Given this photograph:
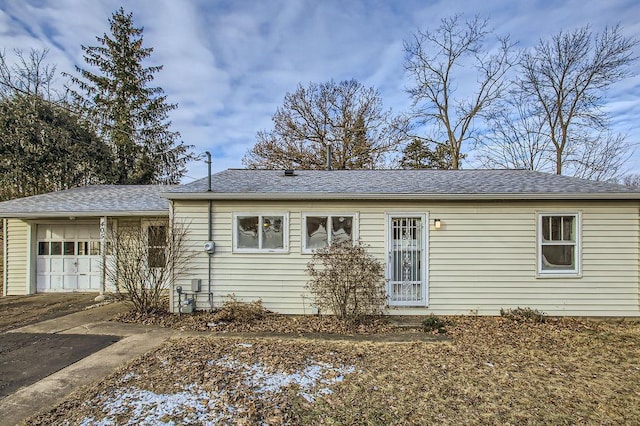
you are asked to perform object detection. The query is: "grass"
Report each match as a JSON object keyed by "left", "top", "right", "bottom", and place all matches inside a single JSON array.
[{"left": 28, "top": 316, "right": 640, "bottom": 425}]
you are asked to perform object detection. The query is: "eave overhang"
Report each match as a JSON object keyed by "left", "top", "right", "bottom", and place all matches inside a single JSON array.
[{"left": 162, "top": 192, "right": 640, "bottom": 202}]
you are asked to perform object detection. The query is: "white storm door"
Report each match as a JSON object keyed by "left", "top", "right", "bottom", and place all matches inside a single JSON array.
[{"left": 387, "top": 214, "right": 428, "bottom": 307}]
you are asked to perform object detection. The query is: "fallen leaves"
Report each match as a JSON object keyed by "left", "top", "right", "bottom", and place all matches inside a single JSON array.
[{"left": 27, "top": 316, "right": 640, "bottom": 425}]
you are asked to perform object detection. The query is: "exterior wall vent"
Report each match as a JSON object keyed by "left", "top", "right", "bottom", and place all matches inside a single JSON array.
[{"left": 284, "top": 169, "right": 296, "bottom": 176}]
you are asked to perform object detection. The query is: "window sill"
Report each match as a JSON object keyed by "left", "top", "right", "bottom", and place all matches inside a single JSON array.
[
  {"left": 232, "top": 249, "right": 289, "bottom": 254},
  {"left": 536, "top": 272, "right": 582, "bottom": 279}
]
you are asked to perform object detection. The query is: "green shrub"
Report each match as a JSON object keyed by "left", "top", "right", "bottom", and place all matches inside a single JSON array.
[
  {"left": 422, "top": 315, "right": 448, "bottom": 333},
  {"left": 500, "top": 307, "right": 547, "bottom": 323}
]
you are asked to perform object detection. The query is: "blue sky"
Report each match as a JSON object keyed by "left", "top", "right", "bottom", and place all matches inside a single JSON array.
[{"left": 1, "top": 0, "right": 639, "bottom": 181}]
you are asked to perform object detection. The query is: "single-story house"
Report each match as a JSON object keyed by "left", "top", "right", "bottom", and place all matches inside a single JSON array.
[{"left": 2, "top": 169, "right": 640, "bottom": 317}]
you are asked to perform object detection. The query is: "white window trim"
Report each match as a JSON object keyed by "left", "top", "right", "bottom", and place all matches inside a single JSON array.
[
  {"left": 301, "top": 212, "right": 359, "bottom": 254},
  {"left": 142, "top": 219, "right": 169, "bottom": 269},
  {"left": 233, "top": 212, "right": 289, "bottom": 253},
  {"left": 536, "top": 211, "right": 582, "bottom": 278}
]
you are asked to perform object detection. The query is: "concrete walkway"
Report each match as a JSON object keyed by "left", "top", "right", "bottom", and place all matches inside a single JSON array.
[{"left": 0, "top": 303, "right": 177, "bottom": 426}]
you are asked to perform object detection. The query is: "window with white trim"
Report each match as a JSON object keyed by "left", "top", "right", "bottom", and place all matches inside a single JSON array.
[
  {"left": 147, "top": 225, "right": 167, "bottom": 268},
  {"left": 302, "top": 214, "right": 356, "bottom": 252},
  {"left": 537, "top": 212, "right": 581, "bottom": 275},
  {"left": 234, "top": 213, "right": 288, "bottom": 252}
]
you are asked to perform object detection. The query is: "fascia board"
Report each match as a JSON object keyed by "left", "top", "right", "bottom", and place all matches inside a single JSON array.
[
  {"left": 162, "top": 192, "right": 640, "bottom": 201},
  {"left": 0, "top": 210, "right": 169, "bottom": 219}
]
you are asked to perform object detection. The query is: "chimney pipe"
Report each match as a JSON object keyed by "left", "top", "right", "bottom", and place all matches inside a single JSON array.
[{"left": 326, "top": 145, "right": 332, "bottom": 171}]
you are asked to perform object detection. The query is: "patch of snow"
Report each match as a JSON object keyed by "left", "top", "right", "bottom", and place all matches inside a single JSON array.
[
  {"left": 80, "top": 355, "right": 357, "bottom": 424},
  {"left": 210, "top": 356, "right": 355, "bottom": 403},
  {"left": 80, "top": 387, "right": 227, "bottom": 425},
  {"left": 120, "top": 372, "right": 140, "bottom": 383}
]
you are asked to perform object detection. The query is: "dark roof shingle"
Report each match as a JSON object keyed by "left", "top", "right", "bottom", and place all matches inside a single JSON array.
[
  {"left": 0, "top": 185, "right": 171, "bottom": 218},
  {"left": 166, "top": 169, "right": 640, "bottom": 200}
]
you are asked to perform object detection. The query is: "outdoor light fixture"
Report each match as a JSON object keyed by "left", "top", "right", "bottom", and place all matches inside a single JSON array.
[{"left": 434, "top": 219, "right": 441, "bottom": 229}]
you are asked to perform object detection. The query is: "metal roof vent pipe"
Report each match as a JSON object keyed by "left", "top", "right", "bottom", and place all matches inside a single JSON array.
[{"left": 326, "top": 145, "right": 332, "bottom": 171}]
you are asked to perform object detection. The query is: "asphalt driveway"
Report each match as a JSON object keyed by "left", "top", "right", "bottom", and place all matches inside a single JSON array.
[
  {"left": 0, "top": 332, "right": 119, "bottom": 398},
  {"left": 0, "top": 297, "right": 174, "bottom": 425}
]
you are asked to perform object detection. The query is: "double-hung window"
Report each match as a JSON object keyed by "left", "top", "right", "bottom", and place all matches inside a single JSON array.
[
  {"left": 537, "top": 212, "right": 581, "bottom": 276},
  {"left": 302, "top": 213, "right": 357, "bottom": 253},
  {"left": 234, "top": 213, "right": 288, "bottom": 252}
]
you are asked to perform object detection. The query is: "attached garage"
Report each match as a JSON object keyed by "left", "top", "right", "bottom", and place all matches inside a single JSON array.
[
  {"left": 36, "top": 224, "right": 102, "bottom": 292},
  {"left": 0, "top": 185, "right": 171, "bottom": 296}
]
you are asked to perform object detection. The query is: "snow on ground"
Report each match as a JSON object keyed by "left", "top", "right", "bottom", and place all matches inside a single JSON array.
[{"left": 76, "top": 350, "right": 356, "bottom": 425}]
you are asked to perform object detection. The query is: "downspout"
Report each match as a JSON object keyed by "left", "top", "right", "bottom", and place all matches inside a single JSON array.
[
  {"left": 206, "top": 151, "right": 214, "bottom": 310},
  {"left": 96, "top": 216, "right": 107, "bottom": 302},
  {"left": 3, "top": 219, "right": 7, "bottom": 297}
]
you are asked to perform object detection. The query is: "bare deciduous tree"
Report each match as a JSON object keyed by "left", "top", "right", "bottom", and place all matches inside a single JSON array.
[
  {"left": 404, "top": 14, "right": 516, "bottom": 169},
  {"left": 478, "top": 91, "right": 552, "bottom": 171},
  {"left": 518, "top": 24, "right": 637, "bottom": 178},
  {"left": 104, "top": 220, "right": 194, "bottom": 313},
  {"left": 243, "top": 79, "right": 408, "bottom": 170},
  {"left": 621, "top": 173, "right": 640, "bottom": 187},
  {"left": 0, "top": 48, "right": 58, "bottom": 100}
]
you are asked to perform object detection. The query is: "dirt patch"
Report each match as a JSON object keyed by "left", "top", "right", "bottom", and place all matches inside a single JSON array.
[
  {"left": 27, "top": 317, "right": 640, "bottom": 425},
  {"left": 0, "top": 293, "right": 99, "bottom": 333},
  {"left": 0, "top": 333, "right": 120, "bottom": 399}
]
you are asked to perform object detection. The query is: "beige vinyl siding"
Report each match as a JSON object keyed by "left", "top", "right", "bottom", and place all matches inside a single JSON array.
[
  {"left": 5, "top": 219, "right": 30, "bottom": 295},
  {"left": 172, "top": 200, "right": 640, "bottom": 316}
]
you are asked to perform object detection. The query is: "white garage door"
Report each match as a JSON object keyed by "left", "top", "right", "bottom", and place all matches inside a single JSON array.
[{"left": 36, "top": 224, "right": 102, "bottom": 292}]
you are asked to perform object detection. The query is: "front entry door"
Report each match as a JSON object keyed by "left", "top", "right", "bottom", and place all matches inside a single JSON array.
[{"left": 387, "top": 214, "right": 427, "bottom": 306}]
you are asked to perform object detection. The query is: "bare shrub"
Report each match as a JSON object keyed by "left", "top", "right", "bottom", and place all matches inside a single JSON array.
[
  {"left": 104, "top": 219, "right": 193, "bottom": 314},
  {"left": 500, "top": 307, "right": 547, "bottom": 323},
  {"left": 212, "top": 295, "right": 268, "bottom": 323},
  {"left": 305, "top": 241, "right": 386, "bottom": 322}
]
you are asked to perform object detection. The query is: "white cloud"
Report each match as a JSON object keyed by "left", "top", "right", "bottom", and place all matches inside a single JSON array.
[{"left": 1, "top": 0, "right": 639, "bottom": 179}]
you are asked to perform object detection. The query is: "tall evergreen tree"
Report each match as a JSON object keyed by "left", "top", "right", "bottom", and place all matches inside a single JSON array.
[
  {"left": 398, "top": 139, "right": 456, "bottom": 169},
  {"left": 68, "top": 7, "right": 191, "bottom": 184}
]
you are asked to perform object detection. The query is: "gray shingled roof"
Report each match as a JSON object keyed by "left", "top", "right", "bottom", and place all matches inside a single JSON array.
[
  {"left": 164, "top": 169, "right": 640, "bottom": 200},
  {"left": 0, "top": 185, "right": 171, "bottom": 218}
]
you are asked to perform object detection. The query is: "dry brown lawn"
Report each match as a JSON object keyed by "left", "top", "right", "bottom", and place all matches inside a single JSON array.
[{"left": 27, "top": 315, "right": 640, "bottom": 425}]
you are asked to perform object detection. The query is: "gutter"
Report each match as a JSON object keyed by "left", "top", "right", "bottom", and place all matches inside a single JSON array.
[
  {"left": 161, "top": 192, "right": 640, "bottom": 202},
  {"left": 0, "top": 210, "right": 169, "bottom": 219}
]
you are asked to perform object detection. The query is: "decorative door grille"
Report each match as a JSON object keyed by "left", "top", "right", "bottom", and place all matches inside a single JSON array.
[{"left": 388, "top": 216, "right": 426, "bottom": 305}]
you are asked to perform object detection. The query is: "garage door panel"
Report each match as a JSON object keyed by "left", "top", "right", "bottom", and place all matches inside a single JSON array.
[
  {"left": 50, "top": 258, "right": 64, "bottom": 273},
  {"left": 76, "top": 258, "right": 91, "bottom": 274},
  {"left": 50, "top": 226, "right": 65, "bottom": 240},
  {"left": 90, "top": 258, "right": 101, "bottom": 273},
  {"left": 64, "top": 226, "right": 77, "bottom": 239},
  {"left": 37, "top": 275, "right": 48, "bottom": 292},
  {"left": 37, "top": 258, "right": 48, "bottom": 274},
  {"left": 63, "top": 258, "right": 77, "bottom": 273},
  {"left": 36, "top": 223, "right": 102, "bottom": 293},
  {"left": 50, "top": 275, "right": 63, "bottom": 290},
  {"left": 36, "top": 226, "right": 47, "bottom": 239},
  {"left": 64, "top": 275, "right": 78, "bottom": 290}
]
